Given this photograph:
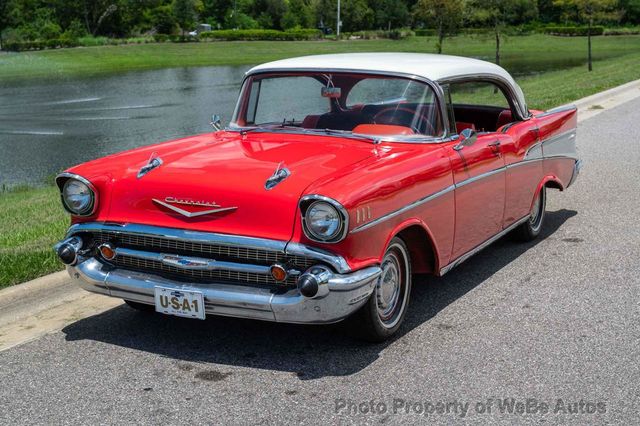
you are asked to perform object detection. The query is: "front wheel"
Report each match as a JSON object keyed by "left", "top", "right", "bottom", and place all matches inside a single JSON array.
[
  {"left": 513, "top": 186, "right": 546, "bottom": 242},
  {"left": 349, "top": 237, "right": 412, "bottom": 342}
]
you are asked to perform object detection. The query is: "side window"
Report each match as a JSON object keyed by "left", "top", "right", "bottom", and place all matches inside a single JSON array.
[
  {"left": 449, "top": 81, "right": 510, "bottom": 109},
  {"left": 448, "top": 81, "right": 514, "bottom": 132}
]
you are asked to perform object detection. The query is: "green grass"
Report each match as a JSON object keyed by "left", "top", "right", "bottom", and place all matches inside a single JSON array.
[
  {"left": 1, "top": 34, "right": 639, "bottom": 83},
  {"left": 0, "top": 33, "right": 639, "bottom": 288},
  {"left": 0, "top": 186, "right": 68, "bottom": 288}
]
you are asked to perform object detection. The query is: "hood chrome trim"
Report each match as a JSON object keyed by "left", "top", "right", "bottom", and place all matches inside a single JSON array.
[
  {"left": 265, "top": 162, "right": 291, "bottom": 190},
  {"left": 152, "top": 198, "right": 237, "bottom": 218},
  {"left": 137, "top": 153, "right": 163, "bottom": 179}
]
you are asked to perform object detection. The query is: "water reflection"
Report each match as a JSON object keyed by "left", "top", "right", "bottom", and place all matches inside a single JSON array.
[{"left": 0, "top": 66, "right": 249, "bottom": 186}]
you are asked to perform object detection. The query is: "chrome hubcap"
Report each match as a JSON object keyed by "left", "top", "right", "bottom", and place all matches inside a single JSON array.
[
  {"left": 530, "top": 193, "right": 541, "bottom": 225},
  {"left": 375, "top": 246, "right": 407, "bottom": 328},
  {"left": 377, "top": 255, "right": 400, "bottom": 315}
]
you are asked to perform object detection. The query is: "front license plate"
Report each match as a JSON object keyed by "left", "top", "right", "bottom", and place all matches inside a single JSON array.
[{"left": 154, "top": 287, "right": 205, "bottom": 320}]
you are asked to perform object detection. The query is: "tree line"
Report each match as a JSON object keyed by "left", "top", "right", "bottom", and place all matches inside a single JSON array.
[{"left": 0, "top": 0, "right": 638, "bottom": 44}]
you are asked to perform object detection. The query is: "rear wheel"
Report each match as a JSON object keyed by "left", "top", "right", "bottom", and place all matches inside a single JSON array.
[
  {"left": 350, "top": 237, "right": 412, "bottom": 342},
  {"left": 124, "top": 300, "right": 155, "bottom": 313},
  {"left": 513, "top": 186, "right": 546, "bottom": 242}
]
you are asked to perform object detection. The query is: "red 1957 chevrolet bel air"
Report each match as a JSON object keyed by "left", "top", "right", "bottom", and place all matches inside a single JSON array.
[{"left": 54, "top": 53, "right": 580, "bottom": 341}]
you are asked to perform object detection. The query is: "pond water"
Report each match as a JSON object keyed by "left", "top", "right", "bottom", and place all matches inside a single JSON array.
[
  {"left": 0, "top": 57, "right": 588, "bottom": 187},
  {"left": 0, "top": 66, "right": 249, "bottom": 186}
]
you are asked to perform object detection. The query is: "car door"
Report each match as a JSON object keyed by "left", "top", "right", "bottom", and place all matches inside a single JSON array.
[
  {"left": 443, "top": 80, "right": 513, "bottom": 259},
  {"left": 448, "top": 131, "right": 506, "bottom": 259}
]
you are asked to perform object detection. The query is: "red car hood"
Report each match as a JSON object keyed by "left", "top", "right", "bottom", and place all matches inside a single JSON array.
[{"left": 78, "top": 131, "right": 376, "bottom": 241}]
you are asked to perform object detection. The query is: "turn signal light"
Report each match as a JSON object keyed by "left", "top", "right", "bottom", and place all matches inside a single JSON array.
[
  {"left": 99, "top": 243, "right": 116, "bottom": 260},
  {"left": 270, "top": 264, "right": 288, "bottom": 282}
]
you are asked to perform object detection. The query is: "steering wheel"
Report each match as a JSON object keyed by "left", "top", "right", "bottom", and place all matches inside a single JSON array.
[{"left": 373, "top": 107, "right": 435, "bottom": 135}]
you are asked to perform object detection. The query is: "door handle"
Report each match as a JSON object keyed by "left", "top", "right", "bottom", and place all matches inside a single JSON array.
[{"left": 487, "top": 141, "right": 501, "bottom": 147}]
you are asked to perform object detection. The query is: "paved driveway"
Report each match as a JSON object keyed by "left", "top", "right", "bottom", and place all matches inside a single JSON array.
[{"left": 1, "top": 98, "right": 639, "bottom": 425}]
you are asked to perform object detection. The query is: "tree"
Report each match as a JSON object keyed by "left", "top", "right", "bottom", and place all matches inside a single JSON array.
[
  {"left": 372, "top": 0, "right": 410, "bottom": 29},
  {"left": 173, "top": 0, "right": 197, "bottom": 34},
  {"left": 553, "top": 0, "right": 618, "bottom": 71},
  {"left": 469, "top": 0, "right": 538, "bottom": 65},
  {"left": 414, "top": 0, "right": 465, "bottom": 53}
]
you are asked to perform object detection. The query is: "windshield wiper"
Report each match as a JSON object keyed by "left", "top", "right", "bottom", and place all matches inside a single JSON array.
[{"left": 307, "top": 128, "right": 379, "bottom": 143}]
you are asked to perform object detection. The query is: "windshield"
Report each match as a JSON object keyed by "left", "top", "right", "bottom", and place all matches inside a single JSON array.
[{"left": 230, "top": 72, "right": 442, "bottom": 138}]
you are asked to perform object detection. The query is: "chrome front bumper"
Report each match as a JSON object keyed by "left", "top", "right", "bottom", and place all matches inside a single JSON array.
[{"left": 68, "top": 257, "right": 381, "bottom": 324}]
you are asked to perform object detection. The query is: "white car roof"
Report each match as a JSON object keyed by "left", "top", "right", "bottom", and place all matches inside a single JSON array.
[{"left": 247, "top": 53, "right": 528, "bottom": 116}]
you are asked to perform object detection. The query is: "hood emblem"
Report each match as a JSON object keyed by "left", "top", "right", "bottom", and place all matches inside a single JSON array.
[
  {"left": 152, "top": 197, "right": 237, "bottom": 218},
  {"left": 265, "top": 162, "right": 291, "bottom": 190},
  {"left": 137, "top": 153, "right": 163, "bottom": 179}
]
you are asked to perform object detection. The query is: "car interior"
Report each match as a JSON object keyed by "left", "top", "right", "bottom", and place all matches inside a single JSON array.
[{"left": 239, "top": 74, "right": 520, "bottom": 138}]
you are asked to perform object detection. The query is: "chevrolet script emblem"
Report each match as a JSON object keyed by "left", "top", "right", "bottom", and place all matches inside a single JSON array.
[{"left": 152, "top": 197, "right": 237, "bottom": 218}]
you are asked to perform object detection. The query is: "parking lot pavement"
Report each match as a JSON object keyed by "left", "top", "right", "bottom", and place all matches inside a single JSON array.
[{"left": 1, "top": 97, "right": 639, "bottom": 425}]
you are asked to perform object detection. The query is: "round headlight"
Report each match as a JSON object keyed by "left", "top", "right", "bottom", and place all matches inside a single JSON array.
[
  {"left": 62, "top": 178, "right": 95, "bottom": 215},
  {"left": 304, "top": 201, "right": 343, "bottom": 241}
]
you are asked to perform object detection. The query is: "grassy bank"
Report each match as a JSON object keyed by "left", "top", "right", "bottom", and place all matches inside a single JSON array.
[
  {"left": 0, "top": 186, "right": 67, "bottom": 288},
  {"left": 1, "top": 34, "right": 640, "bottom": 83}
]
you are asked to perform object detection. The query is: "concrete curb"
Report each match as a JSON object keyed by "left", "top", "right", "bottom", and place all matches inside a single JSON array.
[
  {"left": 572, "top": 78, "right": 640, "bottom": 123},
  {"left": 0, "top": 270, "right": 80, "bottom": 324}
]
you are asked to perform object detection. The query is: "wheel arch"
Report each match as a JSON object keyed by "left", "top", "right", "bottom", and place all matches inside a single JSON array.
[{"left": 381, "top": 219, "right": 439, "bottom": 275}]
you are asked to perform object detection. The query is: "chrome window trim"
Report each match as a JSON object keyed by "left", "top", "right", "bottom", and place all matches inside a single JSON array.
[
  {"left": 65, "top": 222, "right": 353, "bottom": 274},
  {"left": 232, "top": 69, "right": 454, "bottom": 143},
  {"left": 299, "top": 194, "right": 350, "bottom": 244},
  {"left": 55, "top": 172, "right": 98, "bottom": 217},
  {"left": 436, "top": 73, "right": 531, "bottom": 120}
]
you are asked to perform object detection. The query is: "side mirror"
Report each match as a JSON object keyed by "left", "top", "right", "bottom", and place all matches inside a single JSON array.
[
  {"left": 210, "top": 114, "right": 222, "bottom": 131},
  {"left": 453, "top": 128, "right": 477, "bottom": 151}
]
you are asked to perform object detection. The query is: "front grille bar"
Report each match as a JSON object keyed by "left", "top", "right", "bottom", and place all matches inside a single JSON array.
[{"left": 114, "top": 247, "right": 300, "bottom": 276}]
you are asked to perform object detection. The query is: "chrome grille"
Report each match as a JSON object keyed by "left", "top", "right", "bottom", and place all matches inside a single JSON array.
[
  {"left": 85, "top": 230, "right": 315, "bottom": 287},
  {"left": 90, "top": 231, "right": 314, "bottom": 269},
  {"left": 116, "top": 255, "right": 298, "bottom": 286}
]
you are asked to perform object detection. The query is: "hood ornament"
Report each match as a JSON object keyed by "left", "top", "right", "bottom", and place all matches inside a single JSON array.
[
  {"left": 153, "top": 197, "right": 237, "bottom": 218},
  {"left": 137, "top": 152, "right": 163, "bottom": 179},
  {"left": 265, "top": 162, "right": 291, "bottom": 190}
]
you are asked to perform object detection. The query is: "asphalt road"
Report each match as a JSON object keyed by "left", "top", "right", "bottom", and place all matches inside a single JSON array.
[{"left": 1, "top": 97, "right": 639, "bottom": 425}]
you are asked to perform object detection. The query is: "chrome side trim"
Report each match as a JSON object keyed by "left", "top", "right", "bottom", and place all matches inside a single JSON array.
[
  {"left": 55, "top": 172, "right": 99, "bottom": 217},
  {"left": 455, "top": 167, "right": 504, "bottom": 189},
  {"left": 534, "top": 104, "right": 577, "bottom": 118},
  {"left": 439, "top": 214, "right": 530, "bottom": 276},
  {"left": 350, "top": 184, "right": 455, "bottom": 234},
  {"left": 115, "top": 247, "right": 274, "bottom": 275}
]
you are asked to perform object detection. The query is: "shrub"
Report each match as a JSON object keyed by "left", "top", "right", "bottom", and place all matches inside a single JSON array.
[
  {"left": 197, "top": 29, "right": 322, "bottom": 41},
  {"left": 604, "top": 27, "right": 640, "bottom": 35},
  {"left": 414, "top": 29, "right": 436, "bottom": 36},
  {"left": 153, "top": 34, "right": 169, "bottom": 42},
  {"left": 543, "top": 26, "right": 605, "bottom": 36}
]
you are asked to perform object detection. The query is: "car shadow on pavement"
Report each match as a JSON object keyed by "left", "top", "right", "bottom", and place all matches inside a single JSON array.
[{"left": 62, "top": 208, "right": 577, "bottom": 380}]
